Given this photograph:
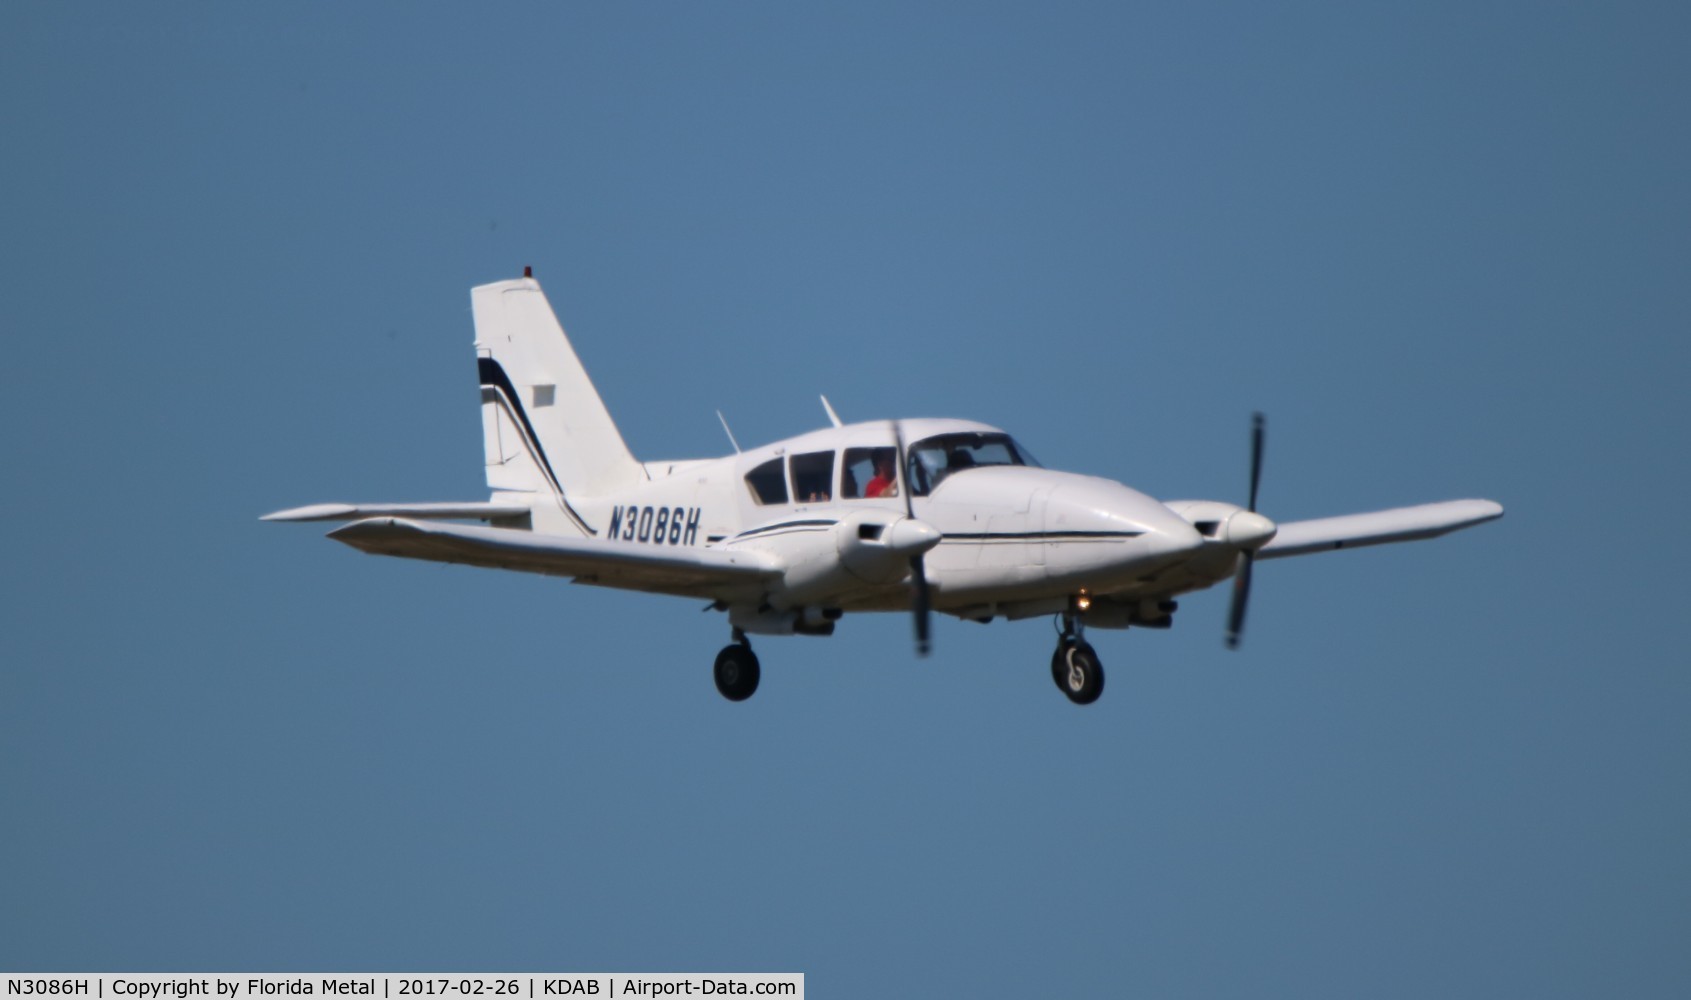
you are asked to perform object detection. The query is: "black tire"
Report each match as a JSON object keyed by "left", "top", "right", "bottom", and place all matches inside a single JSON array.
[
  {"left": 713, "top": 644, "right": 761, "bottom": 702},
  {"left": 1053, "top": 640, "right": 1104, "bottom": 705},
  {"left": 1052, "top": 642, "right": 1073, "bottom": 691}
]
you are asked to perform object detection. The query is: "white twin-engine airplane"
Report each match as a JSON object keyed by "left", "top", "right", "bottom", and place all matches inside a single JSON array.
[{"left": 266, "top": 273, "right": 1504, "bottom": 704}]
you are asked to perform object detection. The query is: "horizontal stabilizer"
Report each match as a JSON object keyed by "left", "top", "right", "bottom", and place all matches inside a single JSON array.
[
  {"left": 261, "top": 502, "right": 532, "bottom": 523},
  {"left": 327, "top": 518, "right": 780, "bottom": 597},
  {"left": 1259, "top": 499, "right": 1503, "bottom": 560}
]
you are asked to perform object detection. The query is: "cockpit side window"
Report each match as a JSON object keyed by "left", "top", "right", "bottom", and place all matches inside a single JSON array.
[
  {"left": 842, "top": 446, "right": 900, "bottom": 500},
  {"left": 906, "top": 432, "right": 1036, "bottom": 496},
  {"left": 744, "top": 457, "right": 789, "bottom": 505},
  {"left": 790, "top": 450, "right": 835, "bottom": 503}
]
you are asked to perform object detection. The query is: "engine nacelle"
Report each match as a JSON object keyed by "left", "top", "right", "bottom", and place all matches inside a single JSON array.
[
  {"left": 772, "top": 510, "right": 941, "bottom": 607},
  {"left": 1163, "top": 499, "right": 1277, "bottom": 550}
]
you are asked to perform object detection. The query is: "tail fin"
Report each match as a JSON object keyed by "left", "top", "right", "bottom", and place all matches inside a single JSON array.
[{"left": 473, "top": 277, "right": 644, "bottom": 502}]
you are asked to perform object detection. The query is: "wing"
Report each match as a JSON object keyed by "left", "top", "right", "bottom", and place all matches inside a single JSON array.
[
  {"left": 325, "top": 517, "right": 781, "bottom": 600},
  {"left": 1258, "top": 499, "right": 1503, "bottom": 560},
  {"left": 262, "top": 502, "right": 531, "bottom": 522}
]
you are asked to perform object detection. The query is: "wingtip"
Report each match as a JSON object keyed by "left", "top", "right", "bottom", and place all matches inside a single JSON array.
[
  {"left": 1435, "top": 498, "right": 1506, "bottom": 525},
  {"left": 1465, "top": 499, "right": 1505, "bottom": 522}
]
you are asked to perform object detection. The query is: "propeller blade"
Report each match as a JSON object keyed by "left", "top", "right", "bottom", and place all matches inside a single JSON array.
[
  {"left": 911, "top": 555, "right": 932, "bottom": 657},
  {"left": 1227, "top": 412, "right": 1266, "bottom": 649},
  {"left": 1225, "top": 551, "right": 1253, "bottom": 649},
  {"left": 892, "top": 419, "right": 933, "bottom": 657},
  {"left": 891, "top": 420, "right": 916, "bottom": 520},
  {"left": 1247, "top": 411, "right": 1265, "bottom": 512}
]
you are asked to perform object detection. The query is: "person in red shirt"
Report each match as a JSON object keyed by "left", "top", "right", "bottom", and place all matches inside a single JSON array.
[{"left": 865, "top": 451, "right": 899, "bottom": 498}]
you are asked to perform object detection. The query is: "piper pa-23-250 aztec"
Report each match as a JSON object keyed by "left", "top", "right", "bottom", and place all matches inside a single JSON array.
[{"left": 266, "top": 271, "right": 1503, "bottom": 704}]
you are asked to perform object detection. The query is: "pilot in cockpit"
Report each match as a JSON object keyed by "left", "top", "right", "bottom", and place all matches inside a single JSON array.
[{"left": 931, "top": 448, "right": 974, "bottom": 488}]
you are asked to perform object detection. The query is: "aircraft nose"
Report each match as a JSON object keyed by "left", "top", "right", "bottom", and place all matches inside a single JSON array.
[
  {"left": 1045, "top": 479, "right": 1205, "bottom": 554},
  {"left": 1037, "top": 479, "right": 1205, "bottom": 589}
]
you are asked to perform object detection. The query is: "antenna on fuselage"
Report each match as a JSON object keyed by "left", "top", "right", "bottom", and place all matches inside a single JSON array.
[
  {"left": 820, "top": 395, "right": 844, "bottom": 428},
  {"left": 716, "top": 410, "right": 742, "bottom": 454}
]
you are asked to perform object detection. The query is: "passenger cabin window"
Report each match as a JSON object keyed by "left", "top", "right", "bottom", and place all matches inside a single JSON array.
[
  {"left": 745, "top": 457, "right": 789, "bottom": 505},
  {"left": 907, "top": 432, "right": 1037, "bottom": 497},
  {"left": 790, "top": 451, "right": 835, "bottom": 503},
  {"left": 842, "top": 446, "right": 900, "bottom": 499}
]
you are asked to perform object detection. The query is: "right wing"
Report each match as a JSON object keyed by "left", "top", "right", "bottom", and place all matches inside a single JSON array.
[
  {"left": 326, "top": 517, "right": 781, "bottom": 601},
  {"left": 1258, "top": 499, "right": 1503, "bottom": 560}
]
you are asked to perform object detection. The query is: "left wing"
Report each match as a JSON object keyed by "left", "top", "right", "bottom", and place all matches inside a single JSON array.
[
  {"left": 326, "top": 517, "right": 781, "bottom": 601},
  {"left": 1258, "top": 499, "right": 1503, "bottom": 560}
]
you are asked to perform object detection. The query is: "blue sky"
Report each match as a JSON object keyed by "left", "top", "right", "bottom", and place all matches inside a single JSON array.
[{"left": 3, "top": 2, "right": 1687, "bottom": 995}]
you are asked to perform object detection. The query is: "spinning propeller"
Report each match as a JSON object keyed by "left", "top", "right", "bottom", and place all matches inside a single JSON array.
[
  {"left": 891, "top": 421, "right": 933, "bottom": 656},
  {"left": 1224, "top": 412, "right": 1277, "bottom": 649}
]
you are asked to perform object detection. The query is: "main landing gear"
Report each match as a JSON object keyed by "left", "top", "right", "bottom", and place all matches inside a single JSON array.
[
  {"left": 1052, "top": 612, "right": 1104, "bottom": 705},
  {"left": 711, "top": 621, "right": 1108, "bottom": 704},
  {"left": 714, "top": 629, "right": 761, "bottom": 702}
]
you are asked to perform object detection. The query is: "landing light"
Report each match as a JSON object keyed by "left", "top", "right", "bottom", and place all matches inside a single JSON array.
[{"left": 1074, "top": 592, "right": 1091, "bottom": 612}]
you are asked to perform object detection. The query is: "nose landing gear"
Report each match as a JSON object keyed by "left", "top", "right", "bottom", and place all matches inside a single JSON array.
[
  {"left": 1052, "top": 612, "right": 1104, "bottom": 705},
  {"left": 714, "top": 629, "right": 761, "bottom": 702}
]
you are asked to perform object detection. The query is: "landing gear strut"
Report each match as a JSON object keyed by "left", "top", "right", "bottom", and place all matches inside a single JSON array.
[
  {"left": 714, "top": 629, "right": 761, "bottom": 702},
  {"left": 1051, "top": 612, "right": 1104, "bottom": 705}
]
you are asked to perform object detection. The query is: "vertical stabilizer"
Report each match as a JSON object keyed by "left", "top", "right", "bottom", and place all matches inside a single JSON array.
[{"left": 473, "top": 278, "right": 644, "bottom": 505}]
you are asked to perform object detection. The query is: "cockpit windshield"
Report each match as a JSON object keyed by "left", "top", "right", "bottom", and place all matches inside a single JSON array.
[{"left": 906, "top": 432, "right": 1040, "bottom": 496}]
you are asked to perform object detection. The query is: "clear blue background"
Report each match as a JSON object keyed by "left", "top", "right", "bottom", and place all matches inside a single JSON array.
[{"left": 3, "top": 3, "right": 1687, "bottom": 996}]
